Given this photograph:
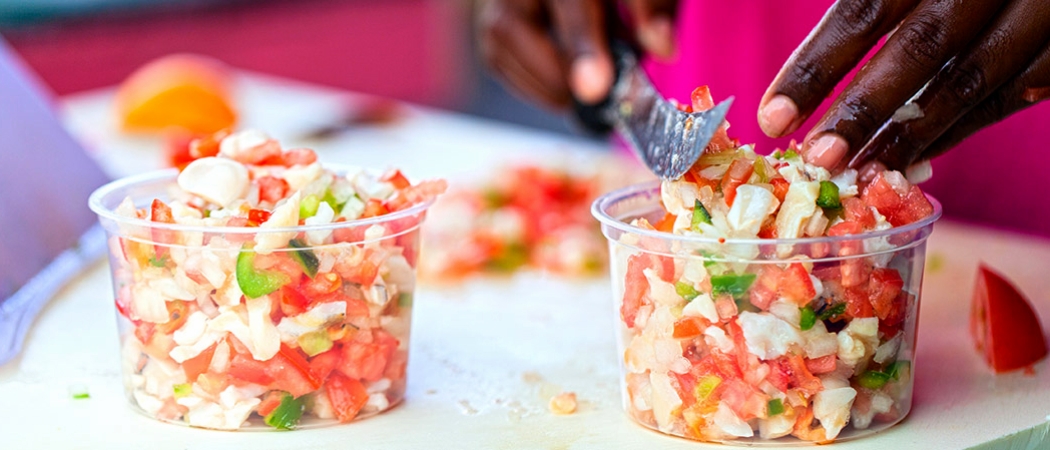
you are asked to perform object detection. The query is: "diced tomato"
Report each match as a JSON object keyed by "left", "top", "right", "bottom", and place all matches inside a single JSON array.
[
  {"left": 340, "top": 259, "right": 379, "bottom": 286},
  {"left": 971, "top": 264, "right": 1048, "bottom": 373},
  {"left": 757, "top": 218, "right": 778, "bottom": 239},
  {"left": 842, "top": 197, "right": 876, "bottom": 229},
  {"left": 265, "top": 346, "right": 322, "bottom": 397},
  {"left": 691, "top": 86, "right": 715, "bottom": 111},
  {"left": 279, "top": 284, "right": 313, "bottom": 317},
  {"left": 257, "top": 390, "right": 286, "bottom": 417},
  {"left": 778, "top": 263, "right": 816, "bottom": 305},
  {"left": 309, "top": 347, "right": 342, "bottom": 382},
  {"left": 229, "top": 353, "right": 275, "bottom": 386},
  {"left": 279, "top": 148, "right": 318, "bottom": 167},
  {"left": 653, "top": 212, "right": 676, "bottom": 232},
  {"left": 868, "top": 268, "right": 904, "bottom": 320},
  {"left": 721, "top": 159, "right": 755, "bottom": 207},
  {"left": 181, "top": 343, "right": 216, "bottom": 383},
  {"left": 844, "top": 286, "right": 875, "bottom": 319},
  {"left": 380, "top": 168, "right": 412, "bottom": 190},
  {"left": 749, "top": 265, "right": 783, "bottom": 310},
  {"left": 188, "top": 129, "right": 229, "bottom": 159},
  {"left": 247, "top": 209, "right": 271, "bottom": 227},
  {"left": 725, "top": 319, "right": 751, "bottom": 373},
  {"left": 332, "top": 219, "right": 368, "bottom": 244},
  {"left": 326, "top": 372, "right": 370, "bottom": 423},
  {"left": 720, "top": 378, "right": 767, "bottom": 420},
  {"left": 769, "top": 177, "right": 790, "bottom": 203},
  {"left": 861, "top": 172, "right": 905, "bottom": 219},
  {"left": 673, "top": 316, "right": 708, "bottom": 339},
  {"left": 134, "top": 321, "right": 155, "bottom": 344},
  {"left": 361, "top": 198, "right": 390, "bottom": 218},
  {"left": 804, "top": 355, "right": 837, "bottom": 375},
  {"left": 880, "top": 291, "right": 910, "bottom": 338},
  {"left": 695, "top": 349, "right": 743, "bottom": 381},
  {"left": 196, "top": 372, "right": 230, "bottom": 396},
  {"left": 302, "top": 272, "right": 343, "bottom": 297},
  {"left": 786, "top": 354, "right": 823, "bottom": 395},
  {"left": 828, "top": 222, "right": 870, "bottom": 287},
  {"left": 150, "top": 199, "right": 176, "bottom": 260},
  {"left": 257, "top": 176, "right": 290, "bottom": 205},
  {"left": 715, "top": 294, "right": 739, "bottom": 322},
  {"left": 889, "top": 185, "right": 934, "bottom": 226},
  {"left": 343, "top": 296, "right": 371, "bottom": 318},
  {"left": 155, "top": 300, "right": 190, "bottom": 334},
  {"left": 338, "top": 331, "right": 397, "bottom": 382},
  {"left": 621, "top": 254, "right": 651, "bottom": 329}
]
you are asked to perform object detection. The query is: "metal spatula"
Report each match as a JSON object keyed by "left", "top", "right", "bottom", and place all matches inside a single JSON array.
[{"left": 576, "top": 45, "right": 733, "bottom": 181}]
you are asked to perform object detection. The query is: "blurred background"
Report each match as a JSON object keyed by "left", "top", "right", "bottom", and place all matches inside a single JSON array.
[{"left": 0, "top": 0, "right": 576, "bottom": 133}]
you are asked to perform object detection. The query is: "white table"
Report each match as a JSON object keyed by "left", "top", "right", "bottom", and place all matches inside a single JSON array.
[{"left": 2, "top": 74, "right": 1048, "bottom": 449}]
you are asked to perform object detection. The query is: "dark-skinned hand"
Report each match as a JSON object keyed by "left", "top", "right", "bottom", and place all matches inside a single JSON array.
[{"left": 759, "top": 0, "right": 1050, "bottom": 177}]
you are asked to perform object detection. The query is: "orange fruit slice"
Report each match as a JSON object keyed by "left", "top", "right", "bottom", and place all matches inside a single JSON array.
[{"left": 116, "top": 54, "right": 237, "bottom": 135}]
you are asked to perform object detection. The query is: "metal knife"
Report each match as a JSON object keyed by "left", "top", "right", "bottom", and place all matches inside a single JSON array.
[{"left": 575, "top": 44, "right": 733, "bottom": 181}]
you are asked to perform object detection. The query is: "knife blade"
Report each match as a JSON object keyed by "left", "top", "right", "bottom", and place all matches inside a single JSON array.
[{"left": 575, "top": 44, "right": 733, "bottom": 181}]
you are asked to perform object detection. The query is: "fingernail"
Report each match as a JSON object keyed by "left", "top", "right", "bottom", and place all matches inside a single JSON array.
[
  {"left": 858, "top": 160, "right": 886, "bottom": 184},
  {"left": 638, "top": 18, "right": 675, "bottom": 59},
  {"left": 803, "top": 134, "right": 848, "bottom": 169},
  {"left": 572, "top": 55, "right": 613, "bottom": 104},
  {"left": 758, "top": 95, "right": 798, "bottom": 137}
]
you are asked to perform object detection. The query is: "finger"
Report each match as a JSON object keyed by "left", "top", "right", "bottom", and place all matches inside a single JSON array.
[
  {"left": 856, "top": 0, "right": 1050, "bottom": 170},
  {"left": 624, "top": 0, "right": 680, "bottom": 58},
  {"left": 478, "top": 0, "right": 573, "bottom": 107},
  {"left": 548, "top": 0, "right": 615, "bottom": 104},
  {"left": 919, "top": 42, "right": 1050, "bottom": 161},
  {"left": 801, "top": 0, "right": 1011, "bottom": 169},
  {"left": 759, "top": 0, "right": 919, "bottom": 138}
]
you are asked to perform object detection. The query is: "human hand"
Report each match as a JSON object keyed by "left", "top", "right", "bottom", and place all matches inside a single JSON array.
[
  {"left": 476, "top": 0, "right": 679, "bottom": 109},
  {"left": 758, "top": 0, "right": 1050, "bottom": 176}
]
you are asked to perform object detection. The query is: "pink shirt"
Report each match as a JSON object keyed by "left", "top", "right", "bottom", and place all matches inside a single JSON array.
[{"left": 644, "top": 0, "right": 1050, "bottom": 237}]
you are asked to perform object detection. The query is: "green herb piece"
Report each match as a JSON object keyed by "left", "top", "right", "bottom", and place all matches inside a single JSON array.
[
  {"left": 783, "top": 149, "right": 799, "bottom": 160},
  {"left": 691, "top": 200, "right": 713, "bottom": 232},
  {"left": 486, "top": 242, "right": 529, "bottom": 272},
  {"left": 711, "top": 273, "right": 757, "bottom": 299},
  {"left": 695, "top": 375, "right": 722, "bottom": 402},
  {"left": 885, "top": 360, "right": 910, "bottom": 380},
  {"left": 298, "top": 331, "right": 334, "bottom": 357},
  {"left": 799, "top": 306, "right": 817, "bottom": 331},
  {"left": 288, "top": 238, "right": 319, "bottom": 278},
  {"left": 817, "top": 302, "right": 847, "bottom": 321},
  {"left": 173, "top": 383, "right": 192, "bottom": 399},
  {"left": 236, "top": 246, "right": 292, "bottom": 299},
  {"left": 398, "top": 292, "right": 414, "bottom": 308},
  {"left": 857, "top": 370, "right": 892, "bottom": 390},
  {"left": 321, "top": 189, "right": 344, "bottom": 214},
  {"left": 816, "top": 180, "right": 842, "bottom": 209},
  {"left": 264, "top": 392, "right": 305, "bottom": 430},
  {"left": 767, "top": 398, "right": 785, "bottom": 416},
  {"left": 675, "top": 282, "right": 700, "bottom": 301},
  {"left": 299, "top": 194, "right": 321, "bottom": 219},
  {"left": 148, "top": 254, "right": 169, "bottom": 267}
]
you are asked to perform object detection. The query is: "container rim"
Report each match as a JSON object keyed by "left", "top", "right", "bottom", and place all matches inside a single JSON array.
[
  {"left": 590, "top": 180, "right": 942, "bottom": 246},
  {"left": 88, "top": 166, "right": 435, "bottom": 235}
]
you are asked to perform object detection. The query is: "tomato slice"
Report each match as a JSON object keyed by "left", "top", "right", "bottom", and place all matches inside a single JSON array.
[
  {"left": 326, "top": 372, "right": 370, "bottom": 423},
  {"left": 971, "top": 264, "right": 1048, "bottom": 373}
]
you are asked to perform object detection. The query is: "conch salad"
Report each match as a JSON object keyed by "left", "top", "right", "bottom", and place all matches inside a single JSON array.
[
  {"left": 612, "top": 88, "right": 935, "bottom": 443},
  {"left": 421, "top": 162, "right": 633, "bottom": 280},
  {"left": 105, "top": 130, "right": 445, "bottom": 430}
]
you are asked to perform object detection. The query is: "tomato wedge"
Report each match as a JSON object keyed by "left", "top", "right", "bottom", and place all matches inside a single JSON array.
[{"left": 971, "top": 264, "right": 1048, "bottom": 373}]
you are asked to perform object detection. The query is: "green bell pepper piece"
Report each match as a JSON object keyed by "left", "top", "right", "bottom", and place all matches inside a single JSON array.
[{"left": 236, "top": 246, "right": 292, "bottom": 299}]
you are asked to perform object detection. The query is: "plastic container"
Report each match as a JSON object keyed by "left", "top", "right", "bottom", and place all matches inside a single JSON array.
[
  {"left": 592, "top": 182, "right": 941, "bottom": 445},
  {"left": 89, "top": 168, "right": 430, "bottom": 430}
]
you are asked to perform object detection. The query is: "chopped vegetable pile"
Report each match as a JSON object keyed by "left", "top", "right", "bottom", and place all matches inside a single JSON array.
[
  {"left": 420, "top": 162, "right": 639, "bottom": 280},
  {"left": 104, "top": 130, "right": 444, "bottom": 430},
  {"left": 608, "top": 87, "right": 937, "bottom": 443}
]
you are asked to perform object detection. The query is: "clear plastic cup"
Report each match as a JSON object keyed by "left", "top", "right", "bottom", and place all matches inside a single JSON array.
[
  {"left": 592, "top": 182, "right": 941, "bottom": 445},
  {"left": 89, "top": 168, "right": 431, "bottom": 430}
]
